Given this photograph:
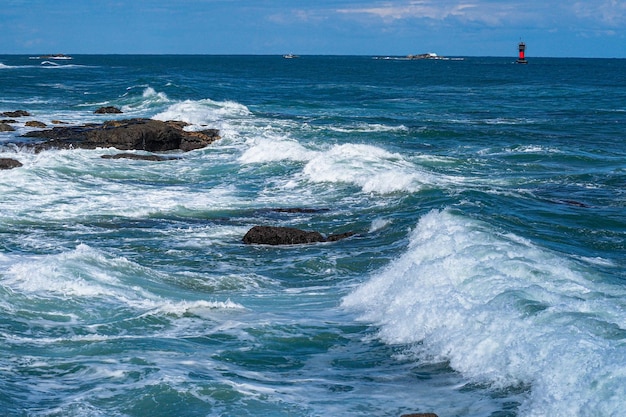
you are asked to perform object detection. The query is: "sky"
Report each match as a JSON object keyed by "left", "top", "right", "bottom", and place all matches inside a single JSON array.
[{"left": 1, "top": 0, "right": 625, "bottom": 57}]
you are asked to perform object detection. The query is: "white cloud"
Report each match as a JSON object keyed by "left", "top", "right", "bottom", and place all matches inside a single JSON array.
[{"left": 335, "top": 0, "right": 517, "bottom": 25}]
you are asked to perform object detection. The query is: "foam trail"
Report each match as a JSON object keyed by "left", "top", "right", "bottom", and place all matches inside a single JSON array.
[{"left": 343, "top": 209, "right": 626, "bottom": 416}]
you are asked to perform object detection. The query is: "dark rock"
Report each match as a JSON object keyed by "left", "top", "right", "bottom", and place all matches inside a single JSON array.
[
  {"left": 243, "top": 226, "right": 325, "bottom": 245},
  {"left": 326, "top": 231, "right": 356, "bottom": 242},
  {"left": 270, "top": 208, "right": 330, "bottom": 214},
  {"left": 243, "top": 225, "right": 355, "bottom": 245},
  {"left": 21, "top": 118, "right": 220, "bottom": 152},
  {"left": 0, "top": 158, "right": 23, "bottom": 170},
  {"left": 0, "top": 123, "right": 15, "bottom": 132},
  {"left": 1, "top": 119, "right": 18, "bottom": 124},
  {"left": 51, "top": 120, "right": 68, "bottom": 125},
  {"left": 101, "top": 153, "right": 170, "bottom": 161},
  {"left": 25, "top": 120, "right": 47, "bottom": 128},
  {"left": 1, "top": 110, "right": 30, "bottom": 117},
  {"left": 401, "top": 414, "right": 439, "bottom": 417},
  {"left": 94, "top": 106, "right": 123, "bottom": 114}
]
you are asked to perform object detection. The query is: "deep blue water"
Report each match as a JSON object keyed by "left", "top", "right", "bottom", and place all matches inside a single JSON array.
[{"left": 1, "top": 55, "right": 625, "bottom": 416}]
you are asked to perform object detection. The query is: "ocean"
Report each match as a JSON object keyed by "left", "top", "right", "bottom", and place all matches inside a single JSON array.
[{"left": 0, "top": 55, "right": 624, "bottom": 417}]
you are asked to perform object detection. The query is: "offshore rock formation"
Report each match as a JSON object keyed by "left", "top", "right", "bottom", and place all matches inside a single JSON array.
[
  {"left": 21, "top": 118, "right": 220, "bottom": 152},
  {"left": 243, "top": 225, "right": 355, "bottom": 245}
]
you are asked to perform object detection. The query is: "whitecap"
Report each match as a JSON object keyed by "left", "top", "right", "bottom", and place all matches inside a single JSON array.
[{"left": 343, "top": 209, "right": 626, "bottom": 416}]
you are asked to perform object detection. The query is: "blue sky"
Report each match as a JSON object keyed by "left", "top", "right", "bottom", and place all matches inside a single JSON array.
[{"left": 1, "top": 0, "right": 625, "bottom": 57}]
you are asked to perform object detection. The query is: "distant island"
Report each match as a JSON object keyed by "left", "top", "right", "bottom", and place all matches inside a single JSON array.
[{"left": 373, "top": 53, "right": 463, "bottom": 61}]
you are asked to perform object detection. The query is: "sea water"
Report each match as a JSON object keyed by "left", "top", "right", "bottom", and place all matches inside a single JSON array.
[{"left": 0, "top": 55, "right": 625, "bottom": 416}]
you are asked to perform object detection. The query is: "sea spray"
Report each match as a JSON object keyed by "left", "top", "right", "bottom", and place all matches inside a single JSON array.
[{"left": 343, "top": 209, "right": 626, "bottom": 416}]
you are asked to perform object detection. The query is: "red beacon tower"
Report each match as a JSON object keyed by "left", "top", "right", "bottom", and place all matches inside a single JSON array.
[{"left": 516, "top": 41, "right": 528, "bottom": 64}]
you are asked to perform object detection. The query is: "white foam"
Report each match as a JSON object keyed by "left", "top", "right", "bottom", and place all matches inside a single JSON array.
[
  {"left": 152, "top": 98, "right": 250, "bottom": 128},
  {"left": 302, "top": 143, "right": 435, "bottom": 193},
  {"left": 343, "top": 209, "right": 626, "bottom": 416},
  {"left": 239, "top": 137, "right": 319, "bottom": 163}
]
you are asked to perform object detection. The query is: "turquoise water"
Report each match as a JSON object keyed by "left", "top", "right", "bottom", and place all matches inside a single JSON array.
[{"left": 1, "top": 55, "right": 625, "bottom": 416}]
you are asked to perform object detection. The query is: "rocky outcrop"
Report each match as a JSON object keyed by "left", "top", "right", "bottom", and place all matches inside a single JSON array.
[
  {"left": 0, "top": 158, "right": 23, "bottom": 170},
  {"left": 25, "top": 120, "right": 47, "bottom": 128},
  {"left": 243, "top": 225, "right": 354, "bottom": 245},
  {"left": 21, "top": 118, "right": 220, "bottom": 152},
  {"left": 0, "top": 123, "right": 15, "bottom": 132},
  {"left": 1, "top": 110, "right": 30, "bottom": 117},
  {"left": 95, "top": 106, "right": 123, "bottom": 114}
]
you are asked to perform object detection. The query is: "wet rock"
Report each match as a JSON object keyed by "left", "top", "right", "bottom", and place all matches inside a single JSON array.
[
  {"left": 0, "top": 158, "right": 23, "bottom": 170},
  {"left": 326, "top": 231, "right": 356, "bottom": 242},
  {"left": 25, "top": 120, "right": 47, "bottom": 128},
  {"left": 101, "top": 153, "right": 170, "bottom": 161},
  {"left": 0, "top": 123, "right": 15, "bottom": 132},
  {"left": 243, "top": 226, "right": 325, "bottom": 245},
  {"left": 1, "top": 110, "right": 30, "bottom": 117},
  {"left": 400, "top": 414, "right": 439, "bottom": 417},
  {"left": 94, "top": 106, "right": 123, "bottom": 114},
  {"left": 270, "top": 208, "right": 330, "bottom": 214},
  {"left": 21, "top": 118, "right": 220, "bottom": 152},
  {"left": 243, "top": 225, "right": 355, "bottom": 245}
]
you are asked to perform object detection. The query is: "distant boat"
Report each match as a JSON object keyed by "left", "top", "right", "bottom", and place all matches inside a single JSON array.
[{"left": 283, "top": 54, "right": 299, "bottom": 59}]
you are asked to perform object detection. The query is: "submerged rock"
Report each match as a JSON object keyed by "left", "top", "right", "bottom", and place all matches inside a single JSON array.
[
  {"left": 101, "top": 153, "right": 172, "bottom": 161},
  {"left": 25, "top": 120, "right": 47, "bottom": 128},
  {"left": 21, "top": 118, "right": 220, "bottom": 152},
  {"left": 94, "top": 106, "right": 123, "bottom": 114},
  {"left": 243, "top": 225, "right": 354, "bottom": 245},
  {"left": 0, "top": 158, "right": 23, "bottom": 170},
  {"left": 1, "top": 110, "right": 30, "bottom": 117}
]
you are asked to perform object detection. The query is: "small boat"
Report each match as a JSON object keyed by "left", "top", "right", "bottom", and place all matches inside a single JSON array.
[{"left": 283, "top": 54, "right": 299, "bottom": 59}]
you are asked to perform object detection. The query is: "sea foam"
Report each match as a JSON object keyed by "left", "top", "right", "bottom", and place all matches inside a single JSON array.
[{"left": 343, "top": 209, "right": 626, "bottom": 416}]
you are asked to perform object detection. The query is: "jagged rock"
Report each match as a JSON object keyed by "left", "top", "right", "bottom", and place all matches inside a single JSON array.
[
  {"left": 243, "top": 226, "right": 325, "bottom": 245},
  {"left": 94, "top": 106, "right": 123, "bottom": 114},
  {"left": 101, "top": 153, "right": 170, "bottom": 161},
  {"left": 21, "top": 118, "right": 220, "bottom": 152},
  {"left": 0, "top": 123, "right": 15, "bottom": 132},
  {"left": 242, "top": 225, "right": 354, "bottom": 245},
  {"left": 1, "top": 110, "right": 30, "bottom": 117},
  {"left": 0, "top": 158, "right": 22, "bottom": 170},
  {"left": 25, "top": 120, "right": 47, "bottom": 128}
]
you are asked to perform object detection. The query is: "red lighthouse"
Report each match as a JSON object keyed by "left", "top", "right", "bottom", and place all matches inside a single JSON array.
[{"left": 516, "top": 41, "right": 528, "bottom": 64}]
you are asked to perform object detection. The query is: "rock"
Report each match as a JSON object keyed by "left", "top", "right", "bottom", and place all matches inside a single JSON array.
[
  {"left": 401, "top": 414, "right": 439, "bottom": 417},
  {"left": 25, "top": 120, "right": 47, "bottom": 128},
  {"left": 0, "top": 123, "right": 15, "bottom": 132},
  {"left": 270, "top": 208, "right": 330, "bottom": 214},
  {"left": 243, "top": 226, "right": 325, "bottom": 245},
  {"left": 51, "top": 120, "right": 68, "bottom": 124},
  {"left": 21, "top": 118, "right": 221, "bottom": 152},
  {"left": 94, "top": 106, "right": 123, "bottom": 114},
  {"left": 242, "top": 225, "right": 355, "bottom": 245},
  {"left": 1, "top": 110, "right": 30, "bottom": 117},
  {"left": 101, "top": 153, "right": 170, "bottom": 161},
  {"left": 326, "top": 231, "right": 356, "bottom": 242},
  {"left": 1, "top": 119, "right": 18, "bottom": 124},
  {"left": 0, "top": 158, "right": 23, "bottom": 170}
]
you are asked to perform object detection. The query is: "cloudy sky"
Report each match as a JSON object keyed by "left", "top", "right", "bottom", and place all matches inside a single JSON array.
[{"left": 1, "top": 0, "right": 625, "bottom": 57}]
